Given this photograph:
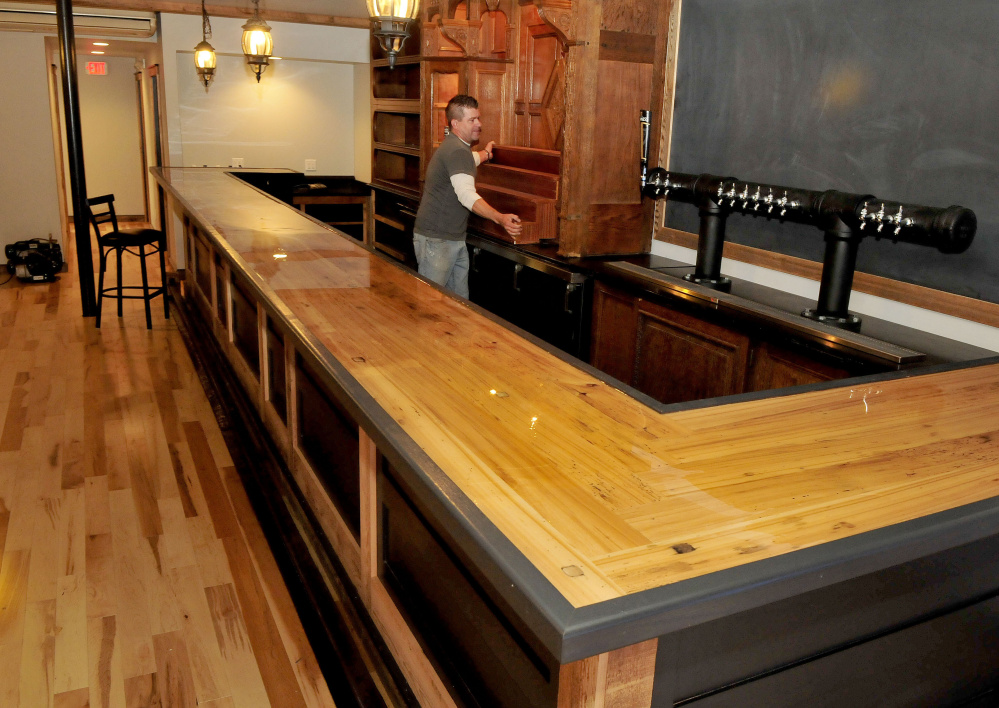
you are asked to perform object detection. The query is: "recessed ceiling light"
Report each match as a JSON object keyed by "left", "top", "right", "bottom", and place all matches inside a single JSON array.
[
  {"left": 91, "top": 51, "right": 105, "bottom": 54},
  {"left": 93, "top": 42, "right": 109, "bottom": 46}
]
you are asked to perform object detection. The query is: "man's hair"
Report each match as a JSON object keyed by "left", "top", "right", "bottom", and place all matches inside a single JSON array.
[{"left": 446, "top": 95, "right": 479, "bottom": 125}]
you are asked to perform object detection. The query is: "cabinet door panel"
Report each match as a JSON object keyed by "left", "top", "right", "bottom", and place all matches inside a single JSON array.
[
  {"left": 747, "top": 341, "right": 848, "bottom": 393},
  {"left": 590, "top": 282, "right": 638, "bottom": 384},
  {"left": 635, "top": 301, "right": 749, "bottom": 404}
]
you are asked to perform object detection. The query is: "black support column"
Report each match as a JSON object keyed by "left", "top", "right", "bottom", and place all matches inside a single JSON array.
[{"left": 56, "top": 0, "right": 97, "bottom": 317}]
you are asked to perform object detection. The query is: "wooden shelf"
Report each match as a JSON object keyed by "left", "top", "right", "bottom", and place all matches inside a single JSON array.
[
  {"left": 373, "top": 141, "right": 421, "bottom": 157},
  {"left": 371, "top": 177, "right": 420, "bottom": 200},
  {"left": 371, "top": 98, "right": 421, "bottom": 113},
  {"left": 374, "top": 213, "right": 406, "bottom": 231}
]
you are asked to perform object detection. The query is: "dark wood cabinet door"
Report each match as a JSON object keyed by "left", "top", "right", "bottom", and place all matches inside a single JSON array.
[
  {"left": 635, "top": 299, "right": 750, "bottom": 405},
  {"left": 589, "top": 282, "right": 638, "bottom": 385},
  {"left": 746, "top": 341, "right": 849, "bottom": 393}
]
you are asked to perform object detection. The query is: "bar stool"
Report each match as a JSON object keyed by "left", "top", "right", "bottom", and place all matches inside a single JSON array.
[{"left": 86, "top": 194, "right": 169, "bottom": 329}]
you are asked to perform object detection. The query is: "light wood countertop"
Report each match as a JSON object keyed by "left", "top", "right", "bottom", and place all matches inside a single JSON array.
[{"left": 158, "top": 168, "right": 999, "bottom": 609}]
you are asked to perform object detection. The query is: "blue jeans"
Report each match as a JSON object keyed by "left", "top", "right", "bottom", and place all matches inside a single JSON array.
[{"left": 413, "top": 233, "right": 469, "bottom": 298}]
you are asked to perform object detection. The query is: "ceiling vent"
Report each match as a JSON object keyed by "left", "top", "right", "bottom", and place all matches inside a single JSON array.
[{"left": 0, "top": 3, "right": 157, "bottom": 37}]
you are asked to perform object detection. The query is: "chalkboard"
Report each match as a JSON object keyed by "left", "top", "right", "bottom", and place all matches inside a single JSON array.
[{"left": 665, "top": 0, "right": 999, "bottom": 303}]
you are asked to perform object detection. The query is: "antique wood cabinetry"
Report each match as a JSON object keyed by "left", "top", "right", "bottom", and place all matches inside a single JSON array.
[{"left": 591, "top": 280, "right": 851, "bottom": 405}]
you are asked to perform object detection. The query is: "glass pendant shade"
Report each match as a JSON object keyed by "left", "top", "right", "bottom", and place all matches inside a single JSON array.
[
  {"left": 366, "top": 0, "right": 420, "bottom": 68},
  {"left": 241, "top": 4, "right": 273, "bottom": 82},
  {"left": 194, "top": 40, "right": 216, "bottom": 87}
]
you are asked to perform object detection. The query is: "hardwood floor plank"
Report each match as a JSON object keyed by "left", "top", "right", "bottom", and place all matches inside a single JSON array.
[
  {"left": 107, "top": 490, "right": 156, "bottom": 680},
  {"left": 0, "top": 499, "right": 9, "bottom": 575},
  {"left": 0, "top": 381, "right": 28, "bottom": 453},
  {"left": 26, "top": 495, "right": 62, "bottom": 604},
  {"left": 0, "top": 550, "right": 31, "bottom": 707},
  {"left": 182, "top": 422, "right": 239, "bottom": 540},
  {"left": 84, "top": 476, "right": 112, "bottom": 538},
  {"left": 103, "top": 413, "right": 131, "bottom": 493},
  {"left": 53, "top": 686, "right": 91, "bottom": 708},
  {"left": 166, "top": 566, "right": 232, "bottom": 704},
  {"left": 186, "top": 515, "right": 233, "bottom": 589},
  {"left": 204, "top": 583, "right": 270, "bottom": 708},
  {"left": 85, "top": 533, "right": 116, "bottom": 621},
  {"left": 152, "top": 631, "right": 197, "bottom": 708},
  {"left": 123, "top": 673, "right": 160, "bottom": 708},
  {"left": 157, "top": 498, "right": 198, "bottom": 572},
  {"left": 59, "top": 488, "right": 86, "bottom": 578},
  {"left": 54, "top": 574, "right": 89, "bottom": 694},
  {"left": 18, "top": 599, "right": 57, "bottom": 708},
  {"left": 88, "top": 615, "right": 126, "bottom": 708},
  {"left": 199, "top": 698, "right": 237, "bottom": 708},
  {"left": 166, "top": 441, "right": 199, "bottom": 520}
]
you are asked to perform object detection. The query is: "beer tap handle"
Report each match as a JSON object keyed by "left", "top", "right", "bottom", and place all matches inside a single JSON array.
[
  {"left": 765, "top": 188, "right": 774, "bottom": 213},
  {"left": 751, "top": 186, "right": 762, "bottom": 211},
  {"left": 859, "top": 202, "right": 870, "bottom": 230},
  {"left": 739, "top": 185, "right": 750, "bottom": 208}
]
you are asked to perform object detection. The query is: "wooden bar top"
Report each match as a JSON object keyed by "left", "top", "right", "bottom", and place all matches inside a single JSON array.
[{"left": 157, "top": 168, "right": 999, "bottom": 609}]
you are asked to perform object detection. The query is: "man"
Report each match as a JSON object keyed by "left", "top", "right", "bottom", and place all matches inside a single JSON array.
[{"left": 413, "top": 94, "right": 522, "bottom": 298}]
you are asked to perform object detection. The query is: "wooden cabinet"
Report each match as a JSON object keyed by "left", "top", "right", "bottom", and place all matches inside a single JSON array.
[
  {"left": 372, "top": 187, "right": 419, "bottom": 267},
  {"left": 746, "top": 341, "right": 849, "bottom": 392},
  {"left": 590, "top": 281, "right": 639, "bottom": 384},
  {"left": 591, "top": 281, "right": 852, "bottom": 405},
  {"left": 635, "top": 298, "right": 750, "bottom": 404}
]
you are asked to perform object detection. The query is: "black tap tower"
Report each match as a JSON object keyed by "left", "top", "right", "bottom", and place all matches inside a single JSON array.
[{"left": 643, "top": 168, "right": 976, "bottom": 330}]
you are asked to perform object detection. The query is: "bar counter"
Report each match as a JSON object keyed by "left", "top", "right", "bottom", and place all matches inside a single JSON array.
[{"left": 154, "top": 167, "right": 999, "bottom": 707}]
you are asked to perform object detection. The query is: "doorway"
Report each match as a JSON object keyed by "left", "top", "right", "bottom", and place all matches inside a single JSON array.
[{"left": 46, "top": 36, "right": 165, "bottom": 238}]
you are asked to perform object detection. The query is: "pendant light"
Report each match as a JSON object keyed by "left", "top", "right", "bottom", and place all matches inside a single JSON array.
[
  {"left": 241, "top": 0, "right": 273, "bottom": 82},
  {"left": 366, "top": 0, "right": 421, "bottom": 69},
  {"left": 193, "top": 0, "right": 216, "bottom": 88}
]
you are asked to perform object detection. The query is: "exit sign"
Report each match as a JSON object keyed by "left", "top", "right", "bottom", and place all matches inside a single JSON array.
[{"left": 87, "top": 62, "right": 107, "bottom": 75}]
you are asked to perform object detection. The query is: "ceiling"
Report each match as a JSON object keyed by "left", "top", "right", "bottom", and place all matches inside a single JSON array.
[{"left": 209, "top": 0, "right": 368, "bottom": 19}]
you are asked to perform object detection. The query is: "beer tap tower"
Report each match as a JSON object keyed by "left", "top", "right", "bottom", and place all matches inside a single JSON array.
[{"left": 640, "top": 165, "right": 976, "bottom": 330}]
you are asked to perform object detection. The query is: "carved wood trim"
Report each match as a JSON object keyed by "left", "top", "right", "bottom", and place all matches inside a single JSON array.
[
  {"left": 533, "top": 0, "right": 575, "bottom": 46},
  {"left": 655, "top": 226, "right": 999, "bottom": 329}
]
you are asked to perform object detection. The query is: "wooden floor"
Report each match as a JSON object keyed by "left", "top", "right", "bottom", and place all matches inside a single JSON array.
[{"left": 0, "top": 234, "right": 336, "bottom": 708}]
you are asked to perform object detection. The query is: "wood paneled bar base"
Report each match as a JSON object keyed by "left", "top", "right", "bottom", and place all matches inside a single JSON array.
[{"left": 153, "top": 167, "right": 999, "bottom": 707}]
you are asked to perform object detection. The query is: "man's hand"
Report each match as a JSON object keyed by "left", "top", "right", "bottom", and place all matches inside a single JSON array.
[
  {"left": 498, "top": 213, "right": 522, "bottom": 236},
  {"left": 481, "top": 141, "right": 495, "bottom": 163}
]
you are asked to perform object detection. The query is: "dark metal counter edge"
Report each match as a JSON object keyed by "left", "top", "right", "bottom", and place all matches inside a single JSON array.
[{"left": 155, "top": 168, "right": 999, "bottom": 669}]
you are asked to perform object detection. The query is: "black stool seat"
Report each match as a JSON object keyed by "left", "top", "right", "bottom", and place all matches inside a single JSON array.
[
  {"left": 86, "top": 194, "right": 169, "bottom": 329},
  {"left": 100, "top": 228, "right": 164, "bottom": 248}
]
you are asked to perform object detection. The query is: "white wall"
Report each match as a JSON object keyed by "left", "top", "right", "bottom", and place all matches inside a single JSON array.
[
  {"left": 159, "top": 14, "right": 369, "bottom": 174},
  {"left": 77, "top": 55, "right": 146, "bottom": 215},
  {"left": 354, "top": 62, "right": 371, "bottom": 183},
  {"left": 0, "top": 31, "right": 62, "bottom": 250},
  {"left": 651, "top": 240, "right": 999, "bottom": 352}
]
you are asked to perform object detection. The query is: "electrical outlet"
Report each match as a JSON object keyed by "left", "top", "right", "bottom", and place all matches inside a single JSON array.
[
  {"left": 232, "top": 157, "right": 244, "bottom": 167},
  {"left": 305, "top": 159, "right": 317, "bottom": 171}
]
